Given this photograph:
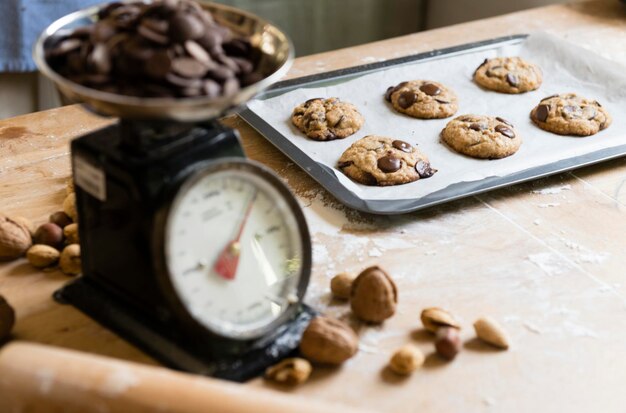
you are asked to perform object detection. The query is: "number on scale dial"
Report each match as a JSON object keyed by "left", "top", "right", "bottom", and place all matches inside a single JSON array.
[{"left": 165, "top": 166, "right": 304, "bottom": 339}]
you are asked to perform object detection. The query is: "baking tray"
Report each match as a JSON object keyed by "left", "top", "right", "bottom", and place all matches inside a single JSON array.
[{"left": 239, "top": 35, "right": 626, "bottom": 215}]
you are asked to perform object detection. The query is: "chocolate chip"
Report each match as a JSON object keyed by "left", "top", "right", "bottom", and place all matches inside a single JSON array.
[
  {"left": 496, "top": 117, "right": 513, "bottom": 127},
  {"left": 207, "top": 66, "right": 234, "bottom": 82},
  {"left": 415, "top": 161, "right": 436, "bottom": 178},
  {"left": 469, "top": 123, "right": 486, "bottom": 131},
  {"left": 506, "top": 73, "right": 519, "bottom": 87},
  {"left": 593, "top": 100, "right": 602, "bottom": 107},
  {"left": 145, "top": 51, "right": 172, "bottom": 79},
  {"left": 324, "top": 130, "right": 337, "bottom": 140},
  {"left": 582, "top": 105, "right": 597, "bottom": 120},
  {"left": 474, "top": 58, "right": 489, "bottom": 75},
  {"left": 337, "top": 160, "right": 353, "bottom": 169},
  {"left": 419, "top": 83, "right": 441, "bottom": 96},
  {"left": 392, "top": 140, "right": 413, "bottom": 153},
  {"left": 137, "top": 24, "right": 169, "bottom": 45},
  {"left": 562, "top": 105, "right": 582, "bottom": 118},
  {"left": 304, "top": 98, "right": 323, "bottom": 107},
  {"left": 165, "top": 73, "right": 202, "bottom": 88},
  {"left": 184, "top": 40, "right": 212, "bottom": 65},
  {"left": 48, "top": 38, "right": 82, "bottom": 58},
  {"left": 534, "top": 104, "right": 550, "bottom": 122},
  {"left": 202, "top": 79, "right": 221, "bottom": 98},
  {"left": 495, "top": 125, "right": 515, "bottom": 139},
  {"left": 378, "top": 156, "right": 401, "bottom": 173},
  {"left": 89, "top": 43, "right": 111, "bottom": 74},
  {"left": 435, "top": 99, "right": 450, "bottom": 104},
  {"left": 397, "top": 92, "right": 416, "bottom": 109},
  {"left": 486, "top": 65, "right": 501, "bottom": 77}
]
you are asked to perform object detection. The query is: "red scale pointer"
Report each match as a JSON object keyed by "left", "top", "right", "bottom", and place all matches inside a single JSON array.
[{"left": 213, "top": 190, "right": 258, "bottom": 280}]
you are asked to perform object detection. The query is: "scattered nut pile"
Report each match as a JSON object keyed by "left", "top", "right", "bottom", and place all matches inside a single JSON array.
[
  {"left": 0, "top": 179, "right": 81, "bottom": 276},
  {"left": 45, "top": 0, "right": 262, "bottom": 98},
  {"left": 265, "top": 264, "right": 511, "bottom": 386}
]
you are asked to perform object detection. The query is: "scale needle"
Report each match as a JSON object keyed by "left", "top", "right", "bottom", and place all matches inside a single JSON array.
[{"left": 213, "top": 190, "right": 257, "bottom": 280}]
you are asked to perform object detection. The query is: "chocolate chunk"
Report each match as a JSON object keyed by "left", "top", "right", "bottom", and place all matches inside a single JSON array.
[
  {"left": 377, "top": 156, "right": 401, "bottom": 173},
  {"left": 469, "top": 123, "right": 486, "bottom": 131},
  {"left": 534, "top": 104, "right": 550, "bottom": 122},
  {"left": 184, "top": 40, "right": 212, "bottom": 65},
  {"left": 593, "top": 100, "right": 602, "bottom": 107},
  {"left": 324, "top": 130, "right": 337, "bottom": 140},
  {"left": 169, "top": 11, "right": 205, "bottom": 42},
  {"left": 562, "top": 105, "right": 582, "bottom": 118},
  {"left": 397, "top": 92, "right": 416, "bottom": 109},
  {"left": 435, "top": 99, "right": 450, "bottom": 104},
  {"left": 506, "top": 73, "right": 519, "bottom": 87},
  {"left": 582, "top": 105, "right": 597, "bottom": 120},
  {"left": 304, "top": 98, "right": 323, "bottom": 107},
  {"left": 486, "top": 66, "right": 502, "bottom": 77},
  {"left": 541, "top": 94, "right": 559, "bottom": 101},
  {"left": 172, "top": 57, "right": 208, "bottom": 78},
  {"left": 392, "top": 140, "right": 413, "bottom": 153},
  {"left": 337, "top": 160, "right": 353, "bottom": 169},
  {"left": 384, "top": 86, "right": 395, "bottom": 102},
  {"left": 415, "top": 161, "right": 436, "bottom": 178},
  {"left": 419, "top": 83, "right": 441, "bottom": 96},
  {"left": 495, "top": 125, "right": 515, "bottom": 139},
  {"left": 474, "top": 58, "right": 489, "bottom": 75},
  {"left": 496, "top": 117, "right": 513, "bottom": 127}
]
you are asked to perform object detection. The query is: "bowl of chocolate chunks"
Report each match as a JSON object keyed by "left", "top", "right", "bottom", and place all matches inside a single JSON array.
[{"left": 34, "top": 0, "right": 293, "bottom": 121}]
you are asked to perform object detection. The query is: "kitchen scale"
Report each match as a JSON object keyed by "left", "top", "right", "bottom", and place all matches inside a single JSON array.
[{"left": 34, "top": 2, "right": 315, "bottom": 382}]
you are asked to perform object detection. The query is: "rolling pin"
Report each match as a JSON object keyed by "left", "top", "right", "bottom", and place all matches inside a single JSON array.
[{"left": 0, "top": 342, "right": 370, "bottom": 413}]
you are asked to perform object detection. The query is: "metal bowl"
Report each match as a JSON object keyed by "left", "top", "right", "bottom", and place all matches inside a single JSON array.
[{"left": 33, "top": 1, "right": 293, "bottom": 122}]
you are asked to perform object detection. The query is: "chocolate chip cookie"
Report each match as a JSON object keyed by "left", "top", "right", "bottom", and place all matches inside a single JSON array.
[
  {"left": 337, "top": 135, "right": 437, "bottom": 186},
  {"left": 385, "top": 80, "right": 458, "bottom": 119},
  {"left": 291, "top": 97, "right": 364, "bottom": 141},
  {"left": 474, "top": 57, "right": 542, "bottom": 94},
  {"left": 441, "top": 115, "right": 522, "bottom": 159},
  {"left": 530, "top": 93, "right": 611, "bottom": 136}
]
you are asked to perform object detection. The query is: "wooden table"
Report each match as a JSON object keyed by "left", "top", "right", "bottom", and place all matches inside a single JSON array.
[{"left": 1, "top": 1, "right": 626, "bottom": 411}]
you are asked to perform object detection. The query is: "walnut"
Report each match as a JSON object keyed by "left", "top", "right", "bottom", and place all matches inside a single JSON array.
[
  {"left": 299, "top": 316, "right": 358, "bottom": 365},
  {"left": 0, "top": 215, "right": 33, "bottom": 261},
  {"left": 265, "top": 358, "right": 312, "bottom": 385},
  {"left": 350, "top": 266, "right": 397, "bottom": 323},
  {"left": 60, "top": 244, "right": 81, "bottom": 275}
]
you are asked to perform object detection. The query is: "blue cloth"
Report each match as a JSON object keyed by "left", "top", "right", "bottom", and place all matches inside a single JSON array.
[{"left": 0, "top": 0, "right": 101, "bottom": 72}]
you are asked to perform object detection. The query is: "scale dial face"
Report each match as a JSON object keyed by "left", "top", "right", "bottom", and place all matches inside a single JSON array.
[{"left": 164, "top": 160, "right": 309, "bottom": 340}]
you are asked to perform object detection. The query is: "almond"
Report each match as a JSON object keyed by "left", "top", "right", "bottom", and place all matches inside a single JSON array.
[
  {"left": 473, "top": 317, "right": 510, "bottom": 349},
  {"left": 421, "top": 307, "right": 460, "bottom": 333}
]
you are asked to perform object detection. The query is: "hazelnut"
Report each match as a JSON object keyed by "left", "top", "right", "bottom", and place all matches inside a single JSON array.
[
  {"left": 50, "top": 211, "right": 73, "bottom": 229},
  {"left": 435, "top": 327, "right": 461, "bottom": 360},
  {"left": 60, "top": 244, "right": 81, "bottom": 275},
  {"left": 27, "top": 244, "right": 61, "bottom": 268},
  {"left": 474, "top": 317, "right": 510, "bottom": 349},
  {"left": 0, "top": 215, "right": 32, "bottom": 260},
  {"left": 330, "top": 272, "right": 355, "bottom": 299},
  {"left": 0, "top": 295, "right": 15, "bottom": 341},
  {"left": 63, "top": 193, "right": 77, "bottom": 222},
  {"left": 34, "top": 223, "right": 64, "bottom": 250},
  {"left": 64, "top": 223, "right": 79, "bottom": 245},
  {"left": 299, "top": 316, "right": 359, "bottom": 365},
  {"left": 421, "top": 307, "right": 460, "bottom": 333},
  {"left": 389, "top": 344, "right": 424, "bottom": 375},
  {"left": 265, "top": 357, "right": 312, "bottom": 385},
  {"left": 350, "top": 266, "right": 397, "bottom": 323}
]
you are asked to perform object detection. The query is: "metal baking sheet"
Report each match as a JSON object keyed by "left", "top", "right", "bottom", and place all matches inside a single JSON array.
[{"left": 239, "top": 35, "right": 626, "bottom": 215}]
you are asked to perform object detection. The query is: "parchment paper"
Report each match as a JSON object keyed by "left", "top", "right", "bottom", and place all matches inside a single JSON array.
[{"left": 247, "top": 33, "right": 626, "bottom": 201}]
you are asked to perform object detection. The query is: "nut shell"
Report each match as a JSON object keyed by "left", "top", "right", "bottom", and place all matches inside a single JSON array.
[
  {"left": 350, "top": 266, "right": 397, "bottom": 323},
  {"left": 60, "top": 244, "right": 81, "bottom": 275},
  {"left": 265, "top": 357, "right": 312, "bottom": 385},
  {"left": 330, "top": 272, "right": 355, "bottom": 299},
  {"left": 64, "top": 223, "right": 79, "bottom": 245},
  {"left": 421, "top": 307, "right": 460, "bottom": 333},
  {"left": 299, "top": 316, "right": 359, "bottom": 365},
  {"left": 0, "top": 295, "right": 15, "bottom": 341},
  {"left": 473, "top": 317, "right": 510, "bottom": 349},
  {"left": 27, "top": 244, "right": 61, "bottom": 268},
  {"left": 389, "top": 344, "right": 424, "bottom": 375},
  {"left": 0, "top": 215, "right": 33, "bottom": 260}
]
